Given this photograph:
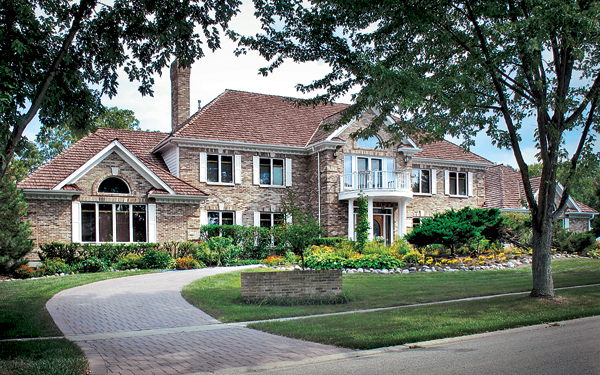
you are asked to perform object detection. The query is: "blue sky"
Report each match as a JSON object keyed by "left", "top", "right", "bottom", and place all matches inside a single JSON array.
[{"left": 23, "top": 1, "right": 594, "bottom": 170}]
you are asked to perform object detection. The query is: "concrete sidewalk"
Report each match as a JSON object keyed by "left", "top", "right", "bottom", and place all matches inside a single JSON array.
[{"left": 47, "top": 266, "right": 351, "bottom": 375}]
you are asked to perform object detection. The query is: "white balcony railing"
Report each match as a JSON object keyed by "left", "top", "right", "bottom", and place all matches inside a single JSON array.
[{"left": 340, "top": 171, "right": 412, "bottom": 193}]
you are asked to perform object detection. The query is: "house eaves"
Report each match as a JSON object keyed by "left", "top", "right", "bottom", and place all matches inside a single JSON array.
[{"left": 412, "top": 157, "right": 494, "bottom": 170}]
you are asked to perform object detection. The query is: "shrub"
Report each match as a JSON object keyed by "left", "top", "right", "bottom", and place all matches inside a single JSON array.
[
  {"left": 80, "top": 257, "right": 109, "bottom": 272},
  {"left": 13, "top": 265, "right": 37, "bottom": 279},
  {"left": 553, "top": 227, "right": 596, "bottom": 254},
  {"left": 208, "top": 237, "right": 243, "bottom": 266},
  {"left": 114, "top": 253, "right": 144, "bottom": 270},
  {"left": 311, "top": 237, "right": 347, "bottom": 247},
  {"left": 42, "top": 258, "right": 74, "bottom": 274},
  {"left": 262, "top": 255, "right": 284, "bottom": 266},
  {"left": 142, "top": 250, "right": 172, "bottom": 269},
  {"left": 175, "top": 256, "right": 201, "bottom": 270},
  {"left": 403, "top": 249, "right": 424, "bottom": 265},
  {"left": 355, "top": 193, "right": 370, "bottom": 252},
  {"left": 348, "top": 254, "right": 406, "bottom": 269},
  {"left": 39, "top": 242, "right": 84, "bottom": 264},
  {"left": 391, "top": 237, "right": 413, "bottom": 256}
]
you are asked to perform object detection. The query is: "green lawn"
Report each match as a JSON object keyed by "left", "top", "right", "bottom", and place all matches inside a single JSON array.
[
  {"left": 249, "top": 285, "right": 600, "bottom": 349},
  {"left": 0, "top": 270, "right": 154, "bottom": 375},
  {"left": 181, "top": 258, "right": 600, "bottom": 322}
]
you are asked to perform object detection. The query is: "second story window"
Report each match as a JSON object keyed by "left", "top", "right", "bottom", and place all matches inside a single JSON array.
[
  {"left": 448, "top": 171, "right": 468, "bottom": 196},
  {"left": 98, "top": 177, "right": 130, "bottom": 194},
  {"left": 412, "top": 169, "right": 430, "bottom": 194},
  {"left": 207, "top": 155, "right": 233, "bottom": 183},
  {"left": 260, "top": 158, "right": 284, "bottom": 186}
]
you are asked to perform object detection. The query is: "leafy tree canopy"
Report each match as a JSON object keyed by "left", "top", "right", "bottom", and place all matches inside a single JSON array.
[
  {"left": 1, "top": 0, "right": 242, "bottom": 179},
  {"left": 240, "top": 0, "right": 600, "bottom": 297}
]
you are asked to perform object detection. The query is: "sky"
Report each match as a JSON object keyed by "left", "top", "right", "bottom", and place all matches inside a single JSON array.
[{"left": 22, "top": 1, "right": 592, "bottom": 170}]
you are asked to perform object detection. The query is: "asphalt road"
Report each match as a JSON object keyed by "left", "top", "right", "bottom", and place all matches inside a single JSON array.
[{"left": 213, "top": 315, "right": 600, "bottom": 375}]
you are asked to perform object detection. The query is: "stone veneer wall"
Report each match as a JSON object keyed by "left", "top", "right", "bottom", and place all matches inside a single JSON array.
[
  {"left": 568, "top": 217, "right": 590, "bottom": 233},
  {"left": 241, "top": 270, "right": 343, "bottom": 299}
]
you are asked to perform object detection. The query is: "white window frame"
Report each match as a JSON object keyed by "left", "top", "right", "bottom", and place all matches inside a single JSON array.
[
  {"left": 254, "top": 212, "right": 285, "bottom": 228},
  {"left": 254, "top": 157, "right": 292, "bottom": 187},
  {"left": 80, "top": 203, "right": 148, "bottom": 243},
  {"left": 445, "top": 171, "right": 471, "bottom": 197},
  {"left": 344, "top": 155, "right": 395, "bottom": 173},
  {"left": 206, "top": 154, "right": 235, "bottom": 184},
  {"left": 207, "top": 211, "right": 236, "bottom": 226},
  {"left": 412, "top": 169, "right": 431, "bottom": 194}
]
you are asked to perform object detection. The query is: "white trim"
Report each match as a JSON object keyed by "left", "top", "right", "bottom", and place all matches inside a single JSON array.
[
  {"left": 235, "top": 155, "right": 242, "bottom": 184},
  {"left": 563, "top": 218, "right": 570, "bottom": 229},
  {"left": 23, "top": 189, "right": 82, "bottom": 200},
  {"left": 199, "top": 152, "right": 207, "bottom": 182},
  {"left": 468, "top": 172, "right": 474, "bottom": 196},
  {"left": 444, "top": 170, "right": 450, "bottom": 195},
  {"left": 148, "top": 194, "right": 208, "bottom": 203},
  {"left": 431, "top": 169, "right": 437, "bottom": 195},
  {"left": 285, "top": 158, "right": 292, "bottom": 187},
  {"left": 55, "top": 140, "right": 176, "bottom": 194},
  {"left": 253, "top": 156, "right": 260, "bottom": 185},
  {"left": 253, "top": 211, "right": 260, "bottom": 226},
  {"left": 326, "top": 119, "right": 356, "bottom": 141},
  {"left": 413, "top": 157, "right": 493, "bottom": 169},
  {"left": 148, "top": 203, "right": 157, "bottom": 242},
  {"left": 200, "top": 210, "right": 208, "bottom": 226},
  {"left": 235, "top": 211, "right": 243, "bottom": 225},
  {"left": 72, "top": 201, "right": 81, "bottom": 243}
]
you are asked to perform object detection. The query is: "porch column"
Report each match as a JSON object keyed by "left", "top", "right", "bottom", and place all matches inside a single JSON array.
[
  {"left": 347, "top": 199, "right": 355, "bottom": 240},
  {"left": 399, "top": 200, "right": 407, "bottom": 236},
  {"left": 368, "top": 197, "right": 374, "bottom": 240}
]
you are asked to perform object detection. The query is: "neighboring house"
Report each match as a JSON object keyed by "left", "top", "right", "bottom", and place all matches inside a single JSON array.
[
  {"left": 17, "top": 63, "right": 597, "bottom": 253},
  {"left": 484, "top": 164, "right": 597, "bottom": 231}
]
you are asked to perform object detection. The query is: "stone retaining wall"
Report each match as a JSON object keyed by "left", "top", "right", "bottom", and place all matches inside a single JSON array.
[{"left": 241, "top": 270, "right": 342, "bottom": 299}]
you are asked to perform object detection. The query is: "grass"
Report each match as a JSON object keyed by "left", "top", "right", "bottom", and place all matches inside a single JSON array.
[
  {"left": 181, "top": 258, "right": 600, "bottom": 322},
  {"left": 249, "top": 285, "right": 600, "bottom": 349},
  {"left": 0, "top": 270, "right": 154, "bottom": 375}
]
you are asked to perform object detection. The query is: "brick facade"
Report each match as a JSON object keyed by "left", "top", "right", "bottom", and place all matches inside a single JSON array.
[{"left": 241, "top": 270, "right": 342, "bottom": 299}]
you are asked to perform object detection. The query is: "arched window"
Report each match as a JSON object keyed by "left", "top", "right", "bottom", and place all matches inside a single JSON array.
[
  {"left": 98, "top": 177, "right": 130, "bottom": 194},
  {"left": 357, "top": 135, "right": 380, "bottom": 149}
]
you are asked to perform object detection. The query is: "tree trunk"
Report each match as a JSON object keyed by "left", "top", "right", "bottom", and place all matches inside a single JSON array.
[{"left": 530, "top": 217, "right": 555, "bottom": 298}]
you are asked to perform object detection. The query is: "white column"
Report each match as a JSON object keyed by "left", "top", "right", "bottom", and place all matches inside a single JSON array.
[
  {"left": 399, "top": 200, "right": 407, "bottom": 236},
  {"left": 368, "top": 198, "right": 374, "bottom": 240},
  {"left": 347, "top": 199, "right": 355, "bottom": 240}
]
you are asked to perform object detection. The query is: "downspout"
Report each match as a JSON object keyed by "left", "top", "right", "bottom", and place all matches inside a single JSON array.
[{"left": 317, "top": 151, "right": 321, "bottom": 225}]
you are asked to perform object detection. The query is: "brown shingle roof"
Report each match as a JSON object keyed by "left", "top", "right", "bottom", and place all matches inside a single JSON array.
[
  {"left": 18, "top": 128, "right": 206, "bottom": 197},
  {"left": 172, "top": 90, "right": 349, "bottom": 147},
  {"left": 416, "top": 140, "right": 493, "bottom": 164}
]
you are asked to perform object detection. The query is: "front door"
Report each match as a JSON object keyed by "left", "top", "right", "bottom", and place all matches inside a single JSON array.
[{"left": 373, "top": 209, "right": 393, "bottom": 245}]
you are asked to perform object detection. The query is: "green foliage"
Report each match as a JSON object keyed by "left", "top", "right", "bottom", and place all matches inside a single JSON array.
[
  {"left": 552, "top": 226, "right": 596, "bottom": 254},
  {"left": 311, "top": 237, "right": 348, "bottom": 247},
  {"left": 0, "top": 176, "right": 34, "bottom": 274},
  {"left": 114, "top": 254, "right": 144, "bottom": 270},
  {"left": 498, "top": 212, "right": 532, "bottom": 249},
  {"left": 355, "top": 193, "right": 370, "bottom": 252},
  {"left": 1, "top": 0, "right": 242, "bottom": 177},
  {"left": 405, "top": 207, "right": 501, "bottom": 255},
  {"left": 80, "top": 257, "right": 109, "bottom": 273},
  {"left": 207, "top": 237, "right": 243, "bottom": 267},
  {"left": 175, "top": 256, "right": 201, "bottom": 270},
  {"left": 303, "top": 244, "right": 407, "bottom": 270},
  {"left": 141, "top": 250, "right": 172, "bottom": 269},
  {"left": 199, "top": 225, "right": 273, "bottom": 260},
  {"left": 41, "top": 259, "right": 74, "bottom": 274}
]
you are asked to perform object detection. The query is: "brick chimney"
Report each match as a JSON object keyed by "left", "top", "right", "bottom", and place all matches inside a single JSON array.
[{"left": 170, "top": 60, "right": 191, "bottom": 133}]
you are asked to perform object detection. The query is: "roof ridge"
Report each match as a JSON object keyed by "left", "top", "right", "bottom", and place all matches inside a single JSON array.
[{"left": 223, "top": 88, "right": 351, "bottom": 105}]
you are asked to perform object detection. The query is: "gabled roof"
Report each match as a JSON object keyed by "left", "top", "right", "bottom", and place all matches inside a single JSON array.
[
  {"left": 484, "top": 165, "right": 597, "bottom": 215},
  {"left": 18, "top": 128, "right": 206, "bottom": 197},
  {"left": 415, "top": 140, "right": 494, "bottom": 165},
  {"left": 171, "top": 90, "right": 350, "bottom": 147}
]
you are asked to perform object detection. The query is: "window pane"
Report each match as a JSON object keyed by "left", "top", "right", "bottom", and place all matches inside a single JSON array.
[
  {"left": 208, "top": 212, "right": 219, "bottom": 225},
  {"left": 421, "top": 170, "right": 430, "bottom": 194},
  {"left": 274, "top": 213, "right": 284, "bottom": 227},
  {"left": 98, "top": 178, "right": 129, "bottom": 194},
  {"left": 98, "top": 204, "right": 113, "bottom": 242},
  {"left": 132, "top": 205, "right": 146, "bottom": 242},
  {"left": 273, "top": 159, "right": 283, "bottom": 185},
  {"left": 344, "top": 155, "right": 352, "bottom": 174},
  {"left": 221, "top": 156, "right": 233, "bottom": 183},
  {"left": 386, "top": 158, "right": 395, "bottom": 171},
  {"left": 357, "top": 158, "right": 368, "bottom": 171},
  {"left": 371, "top": 159, "right": 382, "bottom": 171},
  {"left": 207, "top": 155, "right": 219, "bottom": 182},
  {"left": 357, "top": 135, "right": 379, "bottom": 148},
  {"left": 222, "top": 212, "right": 234, "bottom": 225},
  {"left": 82, "top": 203, "right": 96, "bottom": 242},
  {"left": 449, "top": 172, "right": 457, "bottom": 195},
  {"left": 260, "top": 158, "right": 271, "bottom": 185},
  {"left": 412, "top": 169, "right": 420, "bottom": 192},
  {"left": 459, "top": 173, "right": 467, "bottom": 195},
  {"left": 116, "top": 205, "right": 130, "bottom": 242},
  {"left": 260, "top": 213, "right": 272, "bottom": 228}
]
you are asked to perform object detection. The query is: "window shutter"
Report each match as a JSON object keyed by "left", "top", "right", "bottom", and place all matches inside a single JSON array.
[
  {"left": 431, "top": 169, "right": 437, "bottom": 195},
  {"left": 285, "top": 158, "right": 292, "bottom": 186},
  {"left": 235, "top": 211, "right": 243, "bottom": 225},
  {"left": 234, "top": 155, "right": 242, "bottom": 184},
  {"left": 444, "top": 171, "right": 450, "bottom": 195},
  {"left": 564, "top": 218, "right": 570, "bottom": 229},
  {"left": 286, "top": 213, "right": 293, "bottom": 224},
  {"left": 148, "top": 203, "right": 157, "bottom": 243},
  {"left": 72, "top": 201, "right": 81, "bottom": 243},
  {"left": 199, "top": 152, "right": 207, "bottom": 182},
  {"left": 200, "top": 210, "right": 208, "bottom": 226},
  {"left": 254, "top": 211, "right": 260, "bottom": 226},
  {"left": 468, "top": 172, "right": 474, "bottom": 196},
  {"left": 253, "top": 156, "right": 260, "bottom": 185}
]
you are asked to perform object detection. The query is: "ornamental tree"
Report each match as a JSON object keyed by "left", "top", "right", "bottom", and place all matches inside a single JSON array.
[
  {"left": 238, "top": 0, "right": 600, "bottom": 297},
  {"left": 1, "top": 0, "right": 241, "bottom": 179}
]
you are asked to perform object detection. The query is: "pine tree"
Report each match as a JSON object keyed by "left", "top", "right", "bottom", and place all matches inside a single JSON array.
[{"left": 0, "top": 176, "right": 33, "bottom": 274}]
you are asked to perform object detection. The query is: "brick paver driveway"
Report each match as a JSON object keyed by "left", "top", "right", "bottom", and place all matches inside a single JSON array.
[{"left": 47, "top": 266, "right": 351, "bottom": 375}]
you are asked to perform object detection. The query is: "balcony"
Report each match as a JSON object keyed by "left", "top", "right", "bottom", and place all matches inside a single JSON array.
[{"left": 339, "top": 171, "right": 413, "bottom": 201}]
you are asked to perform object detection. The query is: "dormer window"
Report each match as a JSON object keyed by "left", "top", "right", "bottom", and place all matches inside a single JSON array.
[
  {"left": 357, "top": 135, "right": 381, "bottom": 149},
  {"left": 99, "top": 177, "right": 130, "bottom": 194}
]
